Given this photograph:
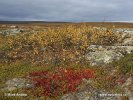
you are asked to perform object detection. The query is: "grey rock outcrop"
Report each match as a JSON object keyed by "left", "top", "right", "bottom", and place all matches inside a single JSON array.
[
  {"left": 61, "top": 89, "right": 120, "bottom": 100},
  {"left": 85, "top": 28, "right": 133, "bottom": 66},
  {"left": 1, "top": 78, "right": 33, "bottom": 91},
  {"left": 86, "top": 49, "right": 123, "bottom": 66},
  {"left": 85, "top": 45, "right": 133, "bottom": 66},
  {"left": 0, "top": 28, "right": 24, "bottom": 35}
]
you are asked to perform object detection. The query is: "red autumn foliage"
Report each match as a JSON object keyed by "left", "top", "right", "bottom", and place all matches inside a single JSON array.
[{"left": 29, "top": 68, "right": 95, "bottom": 97}]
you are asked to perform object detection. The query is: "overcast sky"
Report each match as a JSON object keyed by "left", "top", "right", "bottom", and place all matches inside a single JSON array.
[{"left": 0, "top": 0, "right": 133, "bottom": 22}]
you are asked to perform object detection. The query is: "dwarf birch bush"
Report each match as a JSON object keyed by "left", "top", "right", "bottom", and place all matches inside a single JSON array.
[{"left": 5, "top": 24, "right": 119, "bottom": 65}]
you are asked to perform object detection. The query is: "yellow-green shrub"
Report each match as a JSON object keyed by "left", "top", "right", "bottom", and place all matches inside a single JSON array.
[{"left": 5, "top": 24, "right": 119, "bottom": 65}]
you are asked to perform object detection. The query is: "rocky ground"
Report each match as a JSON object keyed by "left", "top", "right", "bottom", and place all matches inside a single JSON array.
[
  {"left": 61, "top": 28, "right": 133, "bottom": 100},
  {"left": 0, "top": 26, "right": 133, "bottom": 100}
]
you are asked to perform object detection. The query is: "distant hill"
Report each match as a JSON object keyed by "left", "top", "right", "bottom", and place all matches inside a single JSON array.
[
  {"left": 0, "top": 21, "right": 71, "bottom": 24},
  {"left": 0, "top": 21, "right": 133, "bottom": 28}
]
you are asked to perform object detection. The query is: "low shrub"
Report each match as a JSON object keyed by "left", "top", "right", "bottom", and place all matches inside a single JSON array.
[
  {"left": 29, "top": 67, "right": 95, "bottom": 97},
  {"left": 111, "top": 52, "right": 133, "bottom": 74},
  {"left": 5, "top": 25, "right": 119, "bottom": 65}
]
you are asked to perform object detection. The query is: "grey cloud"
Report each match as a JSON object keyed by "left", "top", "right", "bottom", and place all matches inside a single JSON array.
[{"left": 0, "top": 0, "right": 133, "bottom": 22}]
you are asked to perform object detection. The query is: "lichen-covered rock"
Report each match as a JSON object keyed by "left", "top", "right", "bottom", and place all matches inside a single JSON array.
[
  {"left": 86, "top": 45, "right": 133, "bottom": 66},
  {"left": 1, "top": 78, "right": 33, "bottom": 91},
  {"left": 0, "top": 28, "right": 24, "bottom": 35},
  {"left": 86, "top": 49, "right": 123, "bottom": 66},
  {"left": 122, "top": 38, "right": 133, "bottom": 46},
  {"left": 61, "top": 89, "right": 120, "bottom": 100}
]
